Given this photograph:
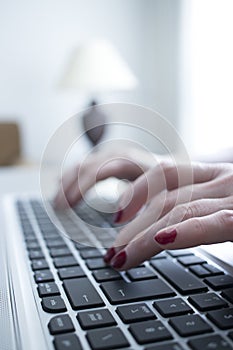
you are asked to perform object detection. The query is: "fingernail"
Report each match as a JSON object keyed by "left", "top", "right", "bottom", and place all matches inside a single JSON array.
[
  {"left": 111, "top": 250, "right": 127, "bottom": 269},
  {"left": 113, "top": 209, "right": 123, "bottom": 223},
  {"left": 103, "top": 247, "right": 116, "bottom": 263},
  {"left": 154, "top": 228, "right": 177, "bottom": 245}
]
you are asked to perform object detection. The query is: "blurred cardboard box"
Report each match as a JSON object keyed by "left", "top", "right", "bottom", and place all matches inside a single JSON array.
[{"left": 0, "top": 122, "right": 21, "bottom": 165}]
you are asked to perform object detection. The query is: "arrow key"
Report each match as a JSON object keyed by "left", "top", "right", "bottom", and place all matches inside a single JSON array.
[
  {"left": 153, "top": 298, "right": 193, "bottom": 317},
  {"left": 207, "top": 307, "right": 233, "bottom": 329},
  {"left": 169, "top": 314, "right": 213, "bottom": 336},
  {"left": 116, "top": 303, "right": 156, "bottom": 323}
]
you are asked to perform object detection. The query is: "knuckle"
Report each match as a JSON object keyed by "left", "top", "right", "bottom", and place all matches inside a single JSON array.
[
  {"left": 191, "top": 217, "right": 207, "bottom": 236},
  {"left": 217, "top": 210, "right": 233, "bottom": 230},
  {"left": 167, "top": 203, "right": 196, "bottom": 222},
  {"left": 181, "top": 201, "right": 203, "bottom": 221},
  {"left": 184, "top": 205, "right": 196, "bottom": 221},
  {"left": 207, "top": 173, "right": 233, "bottom": 196}
]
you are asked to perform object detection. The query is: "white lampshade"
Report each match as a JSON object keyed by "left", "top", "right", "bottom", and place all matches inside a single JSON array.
[{"left": 60, "top": 39, "right": 138, "bottom": 93}]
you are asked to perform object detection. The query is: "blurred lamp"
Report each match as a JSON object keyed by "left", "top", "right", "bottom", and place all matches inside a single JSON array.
[
  {"left": 60, "top": 40, "right": 138, "bottom": 146},
  {"left": 60, "top": 39, "right": 138, "bottom": 93}
]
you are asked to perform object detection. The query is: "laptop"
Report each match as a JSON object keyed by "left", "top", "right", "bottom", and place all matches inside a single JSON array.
[{"left": 1, "top": 190, "right": 233, "bottom": 350}]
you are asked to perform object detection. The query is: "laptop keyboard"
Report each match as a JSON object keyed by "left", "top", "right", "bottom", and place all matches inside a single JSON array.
[{"left": 16, "top": 199, "right": 233, "bottom": 350}]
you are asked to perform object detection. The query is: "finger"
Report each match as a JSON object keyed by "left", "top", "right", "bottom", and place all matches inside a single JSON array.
[
  {"left": 65, "top": 157, "right": 145, "bottom": 207},
  {"left": 54, "top": 165, "right": 79, "bottom": 209},
  {"left": 110, "top": 197, "right": 233, "bottom": 270},
  {"left": 59, "top": 157, "right": 109, "bottom": 207},
  {"left": 154, "top": 209, "right": 233, "bottom": 249},
  {"left": 113, "top": 179, "right": 226, "bottom": 249},
  {"left": 117, "top": 162, "right": 218, "bottom": 223}
]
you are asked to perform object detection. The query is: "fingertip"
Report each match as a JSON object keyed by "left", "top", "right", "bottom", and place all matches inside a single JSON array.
[
  {"left": 103, "top": 247, "right": 116, "bottom": 263},
  {"left": 154, "top": 228, "right": 177, "bottom": 245},
  {"left": 113, "top": 209, "right": 124, "bottom": 223},
  {"left": 110, "top": 250, "right": 127, "bottom": 270}
]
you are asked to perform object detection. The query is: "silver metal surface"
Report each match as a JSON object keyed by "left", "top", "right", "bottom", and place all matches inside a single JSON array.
[
  {"left": 0, "top": 200, "right": 17, "bottom": 350},
  {"left": 1, "top": 196, "right": 48, "bottom": 350}
]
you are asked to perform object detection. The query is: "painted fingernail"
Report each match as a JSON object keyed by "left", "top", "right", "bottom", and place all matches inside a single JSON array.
[
  {"left": 111, "top": 250, "right": 127, "bottom": 269},
  {"left": 103, "top": 247, "right": 116, "bottom": 263},
  {"left": 154, "top": 229, "right": 177, "bottom": 245},
  {"left": 113, "top": 209, "right": 123, "bottom": 223}
]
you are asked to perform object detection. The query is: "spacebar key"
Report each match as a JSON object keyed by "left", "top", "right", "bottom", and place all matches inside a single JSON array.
[
  {"left": 63, "top": 278, "right": 104, "bottom": 310},
  {"left": 151, "top": 260, "right": 208, "bottom": 295},
  {"left": 101, "top": 279, "right": 175, "bottom": 304}
]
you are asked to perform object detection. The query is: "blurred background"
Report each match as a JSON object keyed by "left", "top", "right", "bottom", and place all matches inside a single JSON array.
[{"left": 0, "top": 0, "right": 233, "bottom": 165}]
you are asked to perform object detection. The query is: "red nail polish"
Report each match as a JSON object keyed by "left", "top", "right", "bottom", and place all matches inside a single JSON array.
[
  {"left": 154, "top": 229, "right": 177, "bottom": 245},
  {"left": 111, "top": 250, "right": 127, "bottom": 269},
  {"left": 103, "top": 247, "right": 116, "bottom": 263},
  {"left": 113, "top": 209, "right": 123, "bottom": 223}
]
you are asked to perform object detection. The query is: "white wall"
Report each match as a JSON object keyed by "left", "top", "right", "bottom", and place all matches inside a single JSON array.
[
  {"left": 0, "top": 0, "right": 182, "bottom": 161},
  {"left": 179, "top": 0, "right": 233, "bottom": 158}
]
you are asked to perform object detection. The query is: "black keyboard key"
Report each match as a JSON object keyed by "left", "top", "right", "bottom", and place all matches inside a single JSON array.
[
  {"left": 188, "top": 335, "right": 232, "bottom": 350},
  {"left": 63, "top": 278, "right": 104, "bottom": 310},
  {"left": 86, "top": 327, "right": 129, "bottom": 350},
  {"left": 54, "top": 257, "right": 78, "bottom": 268},
  {"left": 116, "top": 303, "right": 155, "bottom": 323},
  {"left": 31, "top": 259, "right": 49, "bottom": 270},
  {"left": 167, "top": 250, "right": 193, "bottom": 257},
  {"left": 229, "top": 331, "right": 233, "bottom": 341},
  {"left": 144, "top": 343, "right": 184, "bottom": 350},
  {"left": 58, "top": 266, "right": 86, "bottom": 280},
  {"left": 207, "top": 307, "right": 233, "bottom": 329},
  {"left": 189, "top": 265, "right": 211, "bottom": 278},
  {"left": 178, "top": 256, "right": 206, "bottom": 266},
  {"left": 150, "top": 251, "right": 167, "bottom": 260},
  {"left": 23, "top": 231, "right": 35, "bottom": 238},
  {"left": 40, "top": 225, "right": 57, "bottom": 233},
  {"left": 204, "top": 275, "right": 233, "bottom": 290},
  {"left": 92, "top": 268, "right": 121, "bottom": 282},
  {"left": 54, "top": 334, "right": 82, "bottom": 350},
  {"left": 151, "top": 260, "right": 208, "bottom": 295},
  {"left": 86, "top": 258, "right": 107, "bottom": 270},
  {"left": 127, "top": 267, "right": 157, "bottom": 281},
  {"left": 46, "top": 239, "right": 66, "bottom": 249},
  {"left": 34, "top": 269, "right": 54, "bottom": 283},
  {"left": 77, "top": 308, "right": 116, "bottom": 329},
  {"left": 129, "top": 320, "right": 172, "bottom": 344},
  {"left": 42, "top": 296, "right": 67, "bottom": 313},
  {"left": 24, "top": 235, "right": 36, "bottom": 242},
  {"left": 203, "top": 263, "right": 224, "bottom": 276},
  {"left": 169, "top": 314, "right": 213, "bottom": 337},
  {"left": 222, "top": 288, "right": 233, "bottom": 303},
  {"left": 50, "top": 248, "right": 72, "bottom": 257},
  {"left": 43, "top": 232, "right": 60, "bottom": 240},
  {"left": 48, "top": 314, "right": 75, "bottom": 335},
  {"left": 27, "top": 241, "right": 40, "bottom": 250},
  {"left": 188, "top": 293, "right": 228, "bottom": 311},
  {"left": 75, "top": 242, "right": 91, "bottom": 250},
  {"left": 38, "top": 282, "right": 60, "bottom": 297},
  {"left": 101, "top": 279, "right": 175, "bottom": 304},
  {"left": 153, "top": 298, "right": 193, "bottom": 317},
  {"left": 28, "top": 249, "right": 45, "bottom": 259},
  {"left": 80, "top": 249, "right": 103, "bottom": 259}
]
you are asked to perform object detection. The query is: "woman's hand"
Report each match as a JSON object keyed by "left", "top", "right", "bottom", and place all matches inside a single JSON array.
[
  {"left": 53, "top": 146, "right": 160, "bottom": 209},
  {"left": 106, "top": 161, "right": 233, "bottom": 270}
]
